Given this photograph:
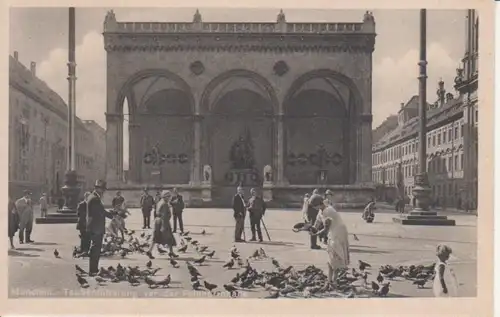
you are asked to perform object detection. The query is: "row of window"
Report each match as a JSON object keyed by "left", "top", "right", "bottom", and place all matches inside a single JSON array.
[{"left": 372, "top": 121, "right": 466, "bottom": 166}]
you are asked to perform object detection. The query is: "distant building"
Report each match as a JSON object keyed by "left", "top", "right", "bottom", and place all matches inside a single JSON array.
[
  {"left": 9, "top": 52, "right": 106, "bottom": 200},
  {"left": 371, "top": 9, "right": 478, "bottom": 209}
]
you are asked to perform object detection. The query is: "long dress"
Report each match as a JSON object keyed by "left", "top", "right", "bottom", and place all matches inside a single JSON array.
[
  {"left": 153, "top": 200, "right": 177, "bottom": 247},
  {"left": 319, "top": 206, "right": 350, "bottom": 269},
  {"left": 433, "top": 260, "right": 458, "bottom": 297}
]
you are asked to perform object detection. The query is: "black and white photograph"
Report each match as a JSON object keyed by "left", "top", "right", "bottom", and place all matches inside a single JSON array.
[{"left": 3, "top": 1, "right": 494, "bottom": 315}]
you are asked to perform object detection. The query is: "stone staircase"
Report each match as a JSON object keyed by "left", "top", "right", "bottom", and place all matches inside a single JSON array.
[
  {"left": 35, "top": 208, "right": 78, "bottom": 224},
  {"left": 393, "top": 210, "right": 456, "bottom": 226}
]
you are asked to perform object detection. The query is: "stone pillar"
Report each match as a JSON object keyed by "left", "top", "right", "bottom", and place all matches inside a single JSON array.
[
  {"left": 276, "top": 114, "right": 285, "bottom": 185},
  {"left": 105, "top": 113, "right": 122, "bottom": 183},
  {"left": 190, "top": 114, "right": 202, "bottom": 185},
  {"left": 128, "top": 121, "right": 141, "bottom": 183},
  {"left": 356, "top": 114, "right": 373, "bottom": 183}
]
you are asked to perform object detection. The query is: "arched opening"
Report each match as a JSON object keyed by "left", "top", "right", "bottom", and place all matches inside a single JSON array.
[
  {"left": 137, "top": 88, "right": 193, "bottom": 184},
  {"left": 284, "top": 72, "right": 359, "bottom": 185}
]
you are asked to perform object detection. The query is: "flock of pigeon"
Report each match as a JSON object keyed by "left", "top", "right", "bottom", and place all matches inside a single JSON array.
[{"left": 53, "top": 229, "right": 437, "bottom": 298}]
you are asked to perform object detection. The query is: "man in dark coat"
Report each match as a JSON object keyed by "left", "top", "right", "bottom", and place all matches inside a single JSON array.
[
  {"left": 232, "top": 186, "right": 246, "bottom": 242},
  {"left": 140, "top": 188, "right": 155, "bottom": 229},
  {"left": 303, "top": 194, "right": 321, "bottom": 249},
  {"left": 86, "top": 180, "right": 114, "bottom": 275},
  {"left": 247, "top": 188, "right": 266, "bottom": 242},
  {"left": 112, "top": 191, "right": 125, "bottom": 209},
  {"left": 76, "top": 191, "right": 91, "bottom": 255},
  {"left": 170, "top": 187, "right": 185, "bottom": 233}
]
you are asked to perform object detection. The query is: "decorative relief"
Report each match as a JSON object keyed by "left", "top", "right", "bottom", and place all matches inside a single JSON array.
[
  {"left": 286, "top": 145, "right": 343, "bottom": 167},
  {"left": 273, "top": 61, "right": 289, "bottom": 76},
  {"left": 190, "top": 61, "right": 205, "bottom": 75},
  {"left": 143, "top": 143, "right": 189, "bottom": 165}
]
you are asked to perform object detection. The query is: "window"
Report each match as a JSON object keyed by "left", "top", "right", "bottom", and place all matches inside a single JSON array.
[
  {"left": 427, "top": 136, "right": 431, "bottom": 145},
  {"left": 437, "top": 134, "right": 441, "bottom": 145},
  {"left": 454, "top": 155, "right": 458, "bottom": 170},
  {"left": 455, "top": 127, "right": 459, "bottom": 139},
  {"left": 443, "top": 131, "right": 447, "bottom": 143},
  {"left": 432, "top": 135, "right": 436, "bottom": 147},
  {"left": 461, "top": 124, "right": 464, "bottom": 137},
  {"left": 448, "top": 128, "right": 452, "bottom": 142},
  {"left": 460, "top": 153, "right": 464, "bottom": 169},
  {"left": 448, "top": 157, "right": 452, "bottom": 171}
]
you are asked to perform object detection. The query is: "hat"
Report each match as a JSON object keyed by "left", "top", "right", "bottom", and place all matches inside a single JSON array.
[
  {"left": 23, "top": 190, "right": 32, "bottom": 195},
  {"left": 325, "top": 189, "right": 333, "bottom": 196},
  {"left": 309, "top": 194, "right": 325, "bottom": 207},
  {"left": 94, "top": 179, "right": 107, "bottom": 189},
  {"left": 161, "top": 190, "right": 171, "bottom": 198}
]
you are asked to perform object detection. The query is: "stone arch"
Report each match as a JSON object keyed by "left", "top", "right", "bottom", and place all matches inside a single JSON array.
[
  {"left": 283, "top": 69, "right": 363, "bottom": 185},
  {"left": 114, "top": 69, "right": 195, "bottom": 115},
  {"left": 200, "top": 69, "right": 279, "bottom": 115},
  {"left": 113, "top": 69, "right": 195, "bottom": 184}
]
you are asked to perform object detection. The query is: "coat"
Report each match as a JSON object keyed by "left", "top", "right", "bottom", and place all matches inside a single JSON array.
[
  {"left": 15, "top": 197, "right": 33, "bottom": 231},
  {"left": 140, "top": 194, "right": 155, "bottom": 211},
  {"left": 153, "top": 200, "right": 177, "bottom": 246},
  {"left": 247, "top": 196, "right": 266, "bottom": 218},
  {"left": 232, "top": 194, "right": 246, "bottom": 218},
  {"left": 8, "top": 199, "right": 19, "bottom": 237},
  {"left": 76, "top": 200, "right": 87, "bottom": 231},
  {"left": 86, "top": 192, "right": 114, "bottom": 235},
  {"left": 170, "top": 194, "right": 185, "bottom": 214}
]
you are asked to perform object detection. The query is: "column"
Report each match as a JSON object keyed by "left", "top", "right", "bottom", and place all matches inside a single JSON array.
[
  {"left": 128, "top": 121, "right": 141, "bottom": 183},
  {"left": 276, "top": 114, "right": 285, "bottom": 185},
  {"left": 190, "top": 114, "right": 202, "bottom": 185},
  {"left": 105, "top": 113, "right": 122, "bottom": 183},
  {"left": 356, "top": 114, "right": 373, "bottom": 183}
]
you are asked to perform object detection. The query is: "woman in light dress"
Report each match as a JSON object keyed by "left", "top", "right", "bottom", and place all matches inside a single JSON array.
[
  {"left": 433, "top": 244, "right": 459, "bottom": 297},
  {"left": 309, "top": 194, "right": 350, "bottom": 287}
]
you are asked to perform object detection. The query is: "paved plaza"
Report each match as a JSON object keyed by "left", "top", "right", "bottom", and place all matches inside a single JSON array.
[{"left": 9, "top": 207, "right": 477, "bottom": 298}]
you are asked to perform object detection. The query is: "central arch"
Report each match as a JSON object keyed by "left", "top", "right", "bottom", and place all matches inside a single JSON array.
[
  {"left": 200, "top": 70, "right": 278, "bottom": 200},
  {"left": 283, "top": 69, "right": 363, "bottom": 185}
]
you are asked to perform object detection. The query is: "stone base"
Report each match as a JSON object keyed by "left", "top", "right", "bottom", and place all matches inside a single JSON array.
[
  {"left": 392, "top": 210, "right": 456, "bottom": 226},
  {"left": 35, "top": 213, "right": 78, "bottom": 224},
  {"left": 102, "top": 183, "right": 374, "bottom": 209},
  {"left": 58, "top": 207, "right": 78, "bottom": 214}
]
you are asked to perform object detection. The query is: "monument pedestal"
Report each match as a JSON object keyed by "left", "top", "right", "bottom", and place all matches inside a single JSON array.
[
  {"left": 201, "top": 182, "right": 212, "bottom": 202},
  {"left": 262, "top": 182, "right": 273, "bottom": 202}
]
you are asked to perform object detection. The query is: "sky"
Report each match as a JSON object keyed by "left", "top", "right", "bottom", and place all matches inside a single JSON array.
[{"left": 10, "top": 8, "right": 467, "bottom": 168}]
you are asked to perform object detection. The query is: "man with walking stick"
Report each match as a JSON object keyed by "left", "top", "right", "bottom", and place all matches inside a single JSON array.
[{"left": 247, "top": 188, "right": 267, "bottom": 242}]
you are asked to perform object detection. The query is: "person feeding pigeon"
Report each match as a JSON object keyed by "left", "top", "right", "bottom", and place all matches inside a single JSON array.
[
  {"left": 433, "top": 244, "right": 458, "bottom": 297},
  {"left": 107, "top": 200, "right": 131, "bottom": 241},
  {"left": 302, "top": 192, "right": 321, "bottom": 249},
  {"left": 146, "top": 190, "right": 177, "bottom": 259},
  {"left": 308, "top": 194, "right": 350, "bottom": 288},
  {"left": 362, "top": 199, "right": 376, "bottom": 223}
]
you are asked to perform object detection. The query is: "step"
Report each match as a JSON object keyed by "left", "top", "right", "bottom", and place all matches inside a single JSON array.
[
  {"left": 46, "top": 213, "right": 78, "bottom": 218},
  {"left": 392, "top": 216, "right": 456, "bottom": 226},
  {"left": 58, "top": 208, "right": 78, "bottom": 214},
  {"left": 409, "top": 211, "right": 438, "bottom": 216},
  {"left": 405, "top": 215, "right": 449, "bottom": 220},
  {"left": 35, "top": 216, "right": 78, "bottom": 224}
]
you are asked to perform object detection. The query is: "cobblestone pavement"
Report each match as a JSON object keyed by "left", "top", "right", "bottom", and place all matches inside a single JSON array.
[{"left": 9, "top": 207, "right": 477, "bottom": 298}]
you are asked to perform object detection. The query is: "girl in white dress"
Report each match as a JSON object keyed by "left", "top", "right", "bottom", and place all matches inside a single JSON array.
[
  {"left": 433, "top": 244, "right": 459, "bottom": 297},
  {"left": 309, "top": 194, "right": 350, "bottom": 287}
]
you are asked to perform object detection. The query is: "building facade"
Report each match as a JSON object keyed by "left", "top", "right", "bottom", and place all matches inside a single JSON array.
[
  {"left": 8, "top": 52, "right": 106, "bottom": 201},
  {"left": 102, "top": 9, "right": 376, "bottom": 206},
  {"left": 371, "top": 9, "right": 478, "bottom": 209}
]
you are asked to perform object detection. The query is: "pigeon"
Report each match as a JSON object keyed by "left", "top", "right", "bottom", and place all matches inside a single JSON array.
[
  {"left": 206, "top": 250, "right": 216, "bottom": 258},
  {"left": 204, "top": 280, "right": 218, "bottom": 292},
  {"left": 231, "top": 273, "right": 241, "bottom": 284},
  {"left": 194, "top": 255, "right": 206, "bottom": 265},
  {"left": 359, "top": 260, "right": 371, "bottom": 271},
  {"left": 378, "top": 282, "right": 390, "bottom": 296},
  {"left": 223, "top": 284, "right": 238, "bottom": 292},
  {"left": 223, "top": 258, "right": 235, "bottom": 269},
  {"left": 128, "top": 275, "right": 140, "bottom": 286},
  {"left": 94, "top": 276, "right": 107, "bottom": 285},
  {"left": 377, "top": 273, "right": 384, "bottom": 283},
  {"left": 120, "top": 249, "right": 128, "bottom": 259},
  {"left": 201, "top": 229, "right": 206, "bottom": 235},
  {"left": 187, "top": 262, "right": 202, "bottom": 277},
  {"left": 184, "top": 236, "right": 192, "bottom": 242},
  {"left": 353, "top": 234, "right": 359, "bottom": 241},
  {"left": 76, "top": 274, "right": 89, "bottom": 288},
  {"left": 157, "top": 274, "right": 171, "bottom": 288},
  {"left": 140, "top": 232, "right": 146, "bottom": 238},
  {"left": 181, "top": 231, "right": 190, "bottom": 236},
  {"left": 177, "top": 245, "right": 188, "bottom": 253},
  {"left": 72, "top": 247, "right": 78, "bottom": 258},
  {"left": 271, "top": 258, "right": 280, "bottom": 269},
  {"left": 75, "top": 264, "right": 87, "bottom": 275},
  {"left": 170, "top": 259, "right": 179, "bottom": 268},
  {"left": 53, "top": 249, "right": 60, "bottom": 258},
  {"left": 198, "top": 246, "right": 209, "bottom": 253},
  {"left": 191, "top": 240, "right": 199, "bottom": 246},
  {"left": 192, "top": 280, "right": 202, "bottom": 290},
  {"left": 146, "top": 260, "right": 152, "bottom": 268},
  {"left": 145, "top": 276, "right": 158, "bottom": 288},
  {"left": 371, "top": 281, "right": 380, "bottom": 292},
  {"left": 413, "top": 279, "right": 428, "bottom": 288}
]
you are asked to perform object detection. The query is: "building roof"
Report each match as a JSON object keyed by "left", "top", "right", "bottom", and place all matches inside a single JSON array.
[
  {"left": 9, "top": 54, "right": 87, "bottom": 131},
  {"left": 373, "top": 96, "right": 463, "bottom": 152}
]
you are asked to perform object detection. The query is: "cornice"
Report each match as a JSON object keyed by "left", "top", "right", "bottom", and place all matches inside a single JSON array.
[{"left": 103, "top": 33, "right": 375, "bottom": 54}]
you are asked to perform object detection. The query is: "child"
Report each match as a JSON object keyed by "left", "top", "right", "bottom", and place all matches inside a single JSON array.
[
  {"left": 362, "top": 200, "right": 376, "bottom": 223},
  {"left": 107, "top": 202, "right": 131, "bottom": 241},
  {"left": 433, "top": 244, "right": 458, "bottom": 297}
]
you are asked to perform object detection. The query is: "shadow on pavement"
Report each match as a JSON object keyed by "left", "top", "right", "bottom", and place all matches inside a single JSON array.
[
  {"left": 8, "top": 250, "right": 41, "bottom": 257},
  {"left": 31, "top": 242, "right": 59, "bottom": 246},
  {"left": 350, "top": 248, "right": 390, "bottom": 254},
  {"left": 248, "top": 241, "right": 302, "bottom": 247},
  {"left": 15, "top": 247, "right": 44, "bottom": 252}
]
